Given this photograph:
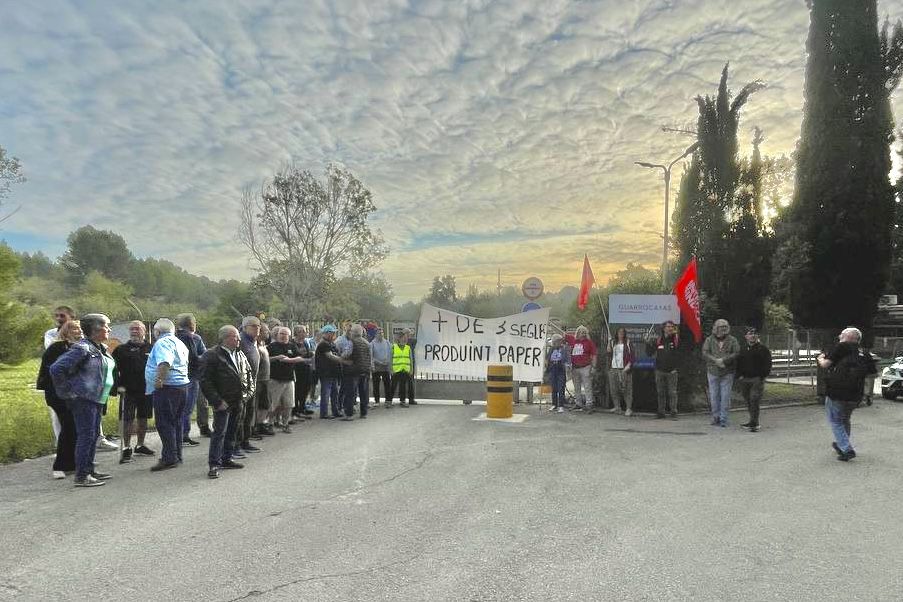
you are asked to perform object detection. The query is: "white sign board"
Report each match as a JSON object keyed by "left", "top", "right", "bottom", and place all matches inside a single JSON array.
[
  {"left": 416, "top": 303, "right": 550, "bottom": 382},
  {"left": 521, "top": 277, "right": 544, "bottom": 300},
  {"left": 609, "top": 294, "right": 680, "bottom": 325}
]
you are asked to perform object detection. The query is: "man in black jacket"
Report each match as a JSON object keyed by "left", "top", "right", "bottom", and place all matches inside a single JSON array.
[
  {"left": 817, "top": 327, "right": 867, "bottom": 462},
  {"left": 650, "top": 321, "right": 681, "bottom": 419},
  {"left": 112, "top": 320, "right": 156, "bottom": 462},
  {"left": 736, "top": 328, "right": 772, "bottom": 432},
  {"left": 201, "top": 325, "right": 256, "bottom": 478}
]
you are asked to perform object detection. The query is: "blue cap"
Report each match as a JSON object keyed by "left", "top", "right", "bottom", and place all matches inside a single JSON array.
[{"left": 321, "top": 324, "right": 337, "bottom": 334}]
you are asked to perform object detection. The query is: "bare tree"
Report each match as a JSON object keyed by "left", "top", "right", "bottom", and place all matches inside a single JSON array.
[
  {"left": 0, "top": 145, "right": 25, "bottom": 224},
  {"left": 239, "top": 163, "right": 387, "bottom": 319}
]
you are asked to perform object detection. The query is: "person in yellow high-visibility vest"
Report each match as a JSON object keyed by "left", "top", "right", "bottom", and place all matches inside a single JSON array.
[{"left": 390, "top": 330, "right": 415, "bottom": 407}]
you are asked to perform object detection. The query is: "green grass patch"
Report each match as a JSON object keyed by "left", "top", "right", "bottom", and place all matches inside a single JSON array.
[
  {"left": 761, "top": 382, "right": 817, "bottom": 406},
  {"left": 0, "top": 359, "right": 122, "bottom": 464}
]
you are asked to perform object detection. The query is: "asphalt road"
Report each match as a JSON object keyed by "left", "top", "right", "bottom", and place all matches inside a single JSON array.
[{"left": 1, "top": 400, "right": 902, "bottom": 601}]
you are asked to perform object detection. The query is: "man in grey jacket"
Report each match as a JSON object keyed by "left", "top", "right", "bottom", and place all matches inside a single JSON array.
[
  {"left": 702, "top": 318, "right": 740, "bottom": 427},
  {"left": 369, "top": 327, "right": 392, "bottom": 407}
]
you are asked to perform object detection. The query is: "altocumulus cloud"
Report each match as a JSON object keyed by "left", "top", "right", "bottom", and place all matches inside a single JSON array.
[{"left": 1, "top": 0, "right": 902, "bottom": 301}]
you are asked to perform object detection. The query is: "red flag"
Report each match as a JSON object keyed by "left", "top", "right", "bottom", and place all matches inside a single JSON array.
[
  {"left": 577, "top": 254, "right": 595, "bottom": 311},
  {"left": 672, "top": 257, "right": 702, "bottom": 342}
]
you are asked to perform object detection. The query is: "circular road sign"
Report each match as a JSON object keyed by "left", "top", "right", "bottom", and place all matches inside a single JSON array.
[{"left": 522, "top": 277, "right": 544, "bottom": 300}]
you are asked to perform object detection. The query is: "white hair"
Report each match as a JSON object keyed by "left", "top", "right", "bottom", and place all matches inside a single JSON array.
[
  {"left": 218, "top": 325, "right": 239, "bottom": 342},
  {"left": 841, "top": 327, "right": 862, "bottom": 343},
  {"left": 273, "top": 326, "right": 291, "bottom": 338},
  {"left": 350, "top": 324, "right": 364, "bottom": 338},
  {"left": 154, "top": 318, "right": 175, "bottom": 335}
]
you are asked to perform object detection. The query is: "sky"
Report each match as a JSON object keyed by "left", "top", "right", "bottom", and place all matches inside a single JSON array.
[{"left": 2, "top": 0, "right": 903, "bottom": 302}]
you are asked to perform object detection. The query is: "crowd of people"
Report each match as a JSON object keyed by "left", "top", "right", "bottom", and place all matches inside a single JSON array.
[
  {"left": 37, "top": 307, "right": 418, "bottom": 486},
  {"left": 36, "top": 305, "right": 877, "bottom": 488},
  {"left": 546, "top": 318, "right": 876, "bottom": 461}
]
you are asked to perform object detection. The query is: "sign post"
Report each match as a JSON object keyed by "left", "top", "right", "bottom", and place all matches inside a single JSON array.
[{"left": 521, "top": 277, "right": 544, "bottom": 300}]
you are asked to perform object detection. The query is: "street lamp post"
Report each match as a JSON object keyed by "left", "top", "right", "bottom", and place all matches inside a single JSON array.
[{"left": 635, "top": 142, "right": 699, "bottom": 289}]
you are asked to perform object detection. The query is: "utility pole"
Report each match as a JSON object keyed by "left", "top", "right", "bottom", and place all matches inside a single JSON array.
[{"left": 635, "top": 142, "right": 700, "bottom": 289}]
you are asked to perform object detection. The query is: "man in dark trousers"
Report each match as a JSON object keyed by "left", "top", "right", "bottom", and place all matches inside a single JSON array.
[
  {"left": 650, "top": 321, "right": 681, "bottom": 419},
  {"left": 736, "top": 327, "right": 772, "bottom": 432},
  {"left": 201, "top": 325, "right": 255, "bottom": 479},
  {"left": 817, "top": 327, "right": 868, "bottom": 462}
]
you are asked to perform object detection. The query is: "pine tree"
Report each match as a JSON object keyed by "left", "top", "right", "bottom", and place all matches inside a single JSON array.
[{"left": 789, "top": 1, "right": 903, "bottom": 330}]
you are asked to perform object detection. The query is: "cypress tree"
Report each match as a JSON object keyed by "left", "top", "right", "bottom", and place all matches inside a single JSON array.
[{"left": 789, "top": 0, "right": 903, "bottom": 330}]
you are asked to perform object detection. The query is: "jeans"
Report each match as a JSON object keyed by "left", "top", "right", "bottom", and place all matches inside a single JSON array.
[
  {"left": 340, "top": 373, "right": 357, "bottom": 414},
  {"left": 319, "top": 376, "right": 341, "bottom": 418},
  {"left": 372, "top": 370, "right": 391, "bottom": 403},
  {"left": 825, "top": 396, "right": 856, "bottom": 452},
  {"left": 572, "top": 365, "right": 593, "bottom": 406},
  {"left": 46, "top": 393, "right": 76, "bottom": 472},
  {"left": 69, "top": 398, "right": 102, "bottom": 479},
  {"left": 707, "top": 373, "right": 735, "bottom": 425},
  {"left": 209, "top": 402, "right": 241, "bottom": 466},
  {"left": 655, "top": 371, "right": 679, "bottom": 415},
  {"left": 153, "top": 384, "right": 188, "bottom": 465},
  {"left": 608, "top": 368, "right": 633, "bottom": 411},
  {"left": 344, "top": 374, "right": 370, "bottom": 417},
  {"left": 549, "top": 365, "right": 566, "bottom": 407},
  {"left": 182, "top": 378, "right": 200, "bottom": 438},
  {"left": 737, "top": 376, "right": 764, "bottom": 426}
]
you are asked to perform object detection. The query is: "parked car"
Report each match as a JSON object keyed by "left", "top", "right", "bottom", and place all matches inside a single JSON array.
[{"left": 880, "top": 356, "right": 903, "bottom": 400}]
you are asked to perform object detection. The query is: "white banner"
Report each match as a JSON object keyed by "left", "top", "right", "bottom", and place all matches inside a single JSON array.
[
  {"left": 416, "top": 303, "right": 550, "bottom": 382},
  {"left": 609, "top": 294, "right": 680, "bottom": 325}
]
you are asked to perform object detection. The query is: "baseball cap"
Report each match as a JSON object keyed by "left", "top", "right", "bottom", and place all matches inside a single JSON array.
[{"left": 321, "top": 324, "right": 338, "bottom": 334}]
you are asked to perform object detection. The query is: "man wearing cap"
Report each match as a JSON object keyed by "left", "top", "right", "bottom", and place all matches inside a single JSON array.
[
  {"left": 315, "top": 324, "right": 345, "bottom": 418},
  {"left": 702, "top": 319, "right": 740, "bottom": 427},
  {"left": 236, "top": 316, "right": 262, "bottom": 456},
  {"left": 736, "top": 328, "right": 772, "bottom": 432}
]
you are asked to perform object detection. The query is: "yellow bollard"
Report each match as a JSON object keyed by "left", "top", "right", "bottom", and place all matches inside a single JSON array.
[{"left": 486, "top": 364, "right": 514, "bottom": 418}]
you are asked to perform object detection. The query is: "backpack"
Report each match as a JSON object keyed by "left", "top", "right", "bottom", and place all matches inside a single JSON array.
[{"left": 825, "top": 351, "right": 868, "bottom": 402}]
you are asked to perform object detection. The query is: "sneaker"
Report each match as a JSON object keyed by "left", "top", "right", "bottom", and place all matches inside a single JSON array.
[
  {"left": 199, "top": 426, "right": 213, "bottom": 437},
  {"left": 720, "top": 421, "right": 728, "bottom": 428},
  {"left": 572, "top": 406, "right": 584, "bottom": 412},
  {"left": 282, "top": 425, "right": 292, "bottom": 434},
  {"left": 241, "top": 443, "right": 262, "bottom": 453},
  {"left": 231, "top": 450, "right": 247, "bottom": 459},
  {"left": 96, "top": 437, "right": 118, "bottom": 452},
  {"left": 182, "top": 437, "right": 200, "bottom": 447},
  {"left": 624, "top": 409, "right": 633, "bottom": 417},
  {"left": 360, "top": 415, "right": 368, "bottom": 419},
  {"left": 749, "top": 425, "right": 760, "bottom": 432},
  {"left": 548, "top": 406, "right": 558, "bottom": 412},
  {"left": 221, "top": 459, "right": 244, "bottom": 469},
  {"left": 207, "top": 467, "right": 220, "bottom": 479},
  {"left": 838, "top": 450, "right": 855, "bottom": 462},
  {"left": 321, "top": 415, "right": 335, "bottom": 420},
  {"left": 288, "top": 418, "right": 297, "bottom": 426},
  {"left": 74, "top": 475, "right": 105, "bottom": 487},
  {"left": 249, "top": 432, "right": 264, "bottom": 441},
  {"left": 119, "top": 448, "right": 133, "bottom": 464},
  {"left": 134, "top": 445, "right": 156, "bottom": 456},
  {"left": 51, "top": 470, "right": 66, "bottom": 479},
  {"left": 150, "top": 461, "right": 178, "bottom": 472},
  {"left": 831, "top": 442, "right": 843, "bottom": 456},
  {"left": 90, "top": 471, "right": 113, "bottom": 480},
  {"left": 556, "top": 407, "right": 565, "bottom": 413},
  {"left": 260, "top": 424, "right": 276, "bottom": 436},
  {"left": 669, "top": 412, "right": 678, "bottom": 419},
  {"left": 301, "top": 409, "right": 314, "bottom": 416}
]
